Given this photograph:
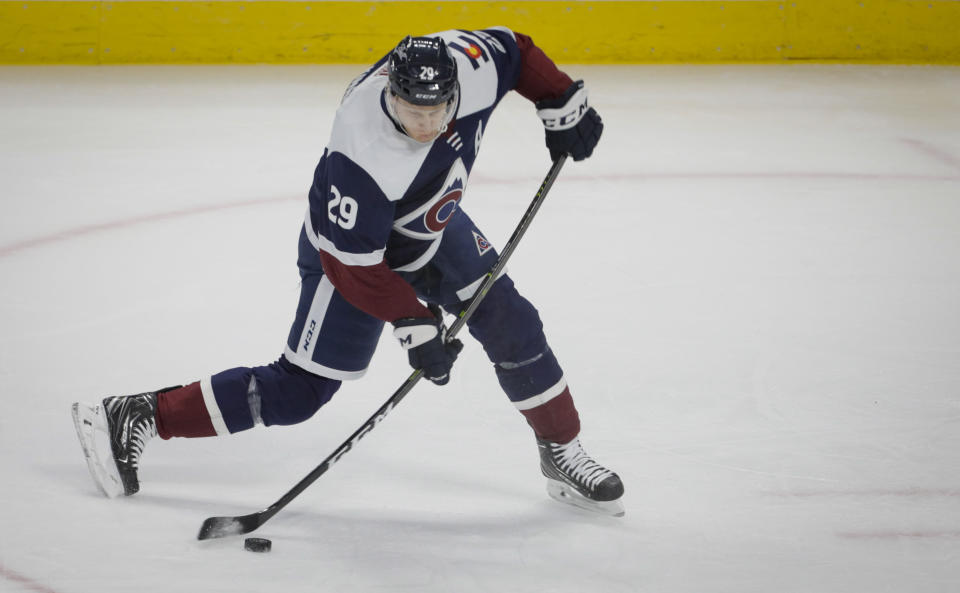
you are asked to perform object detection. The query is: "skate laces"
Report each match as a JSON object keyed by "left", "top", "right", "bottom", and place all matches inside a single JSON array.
[
  {"left": 127, "top": 412, "right": 156, "bottom": 469},
  {"left": 550, "top": 438, "right": 615, "bottom": 490},
  {"left": 105, "top": 395, "right": 156, "bottom": 469}
]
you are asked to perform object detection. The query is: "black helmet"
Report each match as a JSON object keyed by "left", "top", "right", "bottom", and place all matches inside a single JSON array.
[{"left": 388, "top": 36, "right": 459, "bottom": 106}]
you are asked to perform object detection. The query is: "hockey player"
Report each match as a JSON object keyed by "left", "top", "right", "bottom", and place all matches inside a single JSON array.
[{"left": 72, "top": 28, "right": 624, "bottom": 516}]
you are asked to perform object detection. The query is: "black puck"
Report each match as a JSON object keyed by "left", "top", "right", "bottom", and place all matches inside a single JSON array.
[{"left": 244, "top": 537, "right": 272, "bottom": 553}]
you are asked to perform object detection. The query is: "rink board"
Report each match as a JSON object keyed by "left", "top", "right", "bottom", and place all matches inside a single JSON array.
[{"left": 1, "top": 1, "right": 959, "bottom": 64}]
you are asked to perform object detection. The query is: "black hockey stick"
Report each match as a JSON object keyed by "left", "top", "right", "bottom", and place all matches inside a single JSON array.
[{"left": 197, "top": 155, "right": 567, "bottom": 540}]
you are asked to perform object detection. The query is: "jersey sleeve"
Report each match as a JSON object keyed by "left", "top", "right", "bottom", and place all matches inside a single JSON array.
[
  {"left": 318, "top": 253, "right": 432, "bottom": 322},
  {"left": 445, "top": 27, "right": 573, "bottom": 105},
  {"left": 441, "top": 28, "right": 524, "bottom": 113},
  {"left": 308, "top": 150, "right": 432, "bottom": 322},
  {"left": 511, "top": 32, "right": 574, "bottom": 102}
]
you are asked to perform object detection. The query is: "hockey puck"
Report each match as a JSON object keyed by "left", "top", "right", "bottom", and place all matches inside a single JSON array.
[{"left": 244, "top": 537, "right": 272, "bottom": 553}]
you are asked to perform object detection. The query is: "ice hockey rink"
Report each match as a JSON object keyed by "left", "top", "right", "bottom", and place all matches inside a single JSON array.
[{"left": 1, "top": 63, "right": 959, "bottom": 593}]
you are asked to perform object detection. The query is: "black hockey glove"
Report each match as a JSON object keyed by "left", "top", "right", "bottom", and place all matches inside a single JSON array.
[
  {"left": 392, "top": 305, "right": 464, "bottom": 386},
  {"left": 535, "top": 80, "right": 603, "bottom": 162}
]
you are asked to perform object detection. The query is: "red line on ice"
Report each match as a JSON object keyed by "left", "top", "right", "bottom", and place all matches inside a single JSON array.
[
  {"left": 900, "top": 137, "right": 960, "bottom": 172},
  {"left": 0, "top": 561, "right": 61, "bottom": 593},
  {"left": 0, "top": 194, "right": 300, "bottom": 259},
  {"left": 2, "top": 170, "right": 958, "bottom": 259},
  {"left": 837, "top": 530, "right": 960, "bottom": 540}
]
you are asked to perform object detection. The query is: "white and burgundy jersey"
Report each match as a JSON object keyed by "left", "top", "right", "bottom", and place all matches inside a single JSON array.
[{"left": 303, "top": 28, "right": 573, "bottom": 323}]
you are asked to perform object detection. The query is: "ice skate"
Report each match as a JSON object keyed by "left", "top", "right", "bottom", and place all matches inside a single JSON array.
[
  {"left": 538, "top": 437, "right": 625, "bottom": 517},
  {"left": 72, "top": 391, "right": 160, "bottom": 497}
]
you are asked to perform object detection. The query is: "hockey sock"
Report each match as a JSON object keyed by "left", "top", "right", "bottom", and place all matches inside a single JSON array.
[
  {"left": 156, "top": 382, "right": 219, "bottom": 439},
  {"left": 518, "top": 387, "right": 580, "bottom": 444}
]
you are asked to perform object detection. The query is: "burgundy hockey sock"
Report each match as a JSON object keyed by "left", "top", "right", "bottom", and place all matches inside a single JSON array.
[
  {"left": 519, "top": 388, "right": 581, "bottom": 444},
  {"left": 156, "top": 382, "right": 217, "bottom": 439}
]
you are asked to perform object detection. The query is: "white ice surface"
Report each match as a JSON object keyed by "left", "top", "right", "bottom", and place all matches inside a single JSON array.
[{"left": 1, "top": 64, "right": 959, "bottom": 593}]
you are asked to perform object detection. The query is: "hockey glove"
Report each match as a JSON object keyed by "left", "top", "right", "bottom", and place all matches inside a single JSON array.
[
  {"left": 392, "top": 306, "right": 464, "bottom": 386},
  {"left": 535, "top": 80, "right": 603, "bottom": 162}
]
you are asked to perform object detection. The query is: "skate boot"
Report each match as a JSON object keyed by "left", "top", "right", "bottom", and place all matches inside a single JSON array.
[
  {"left": 102, "top": 393, "right": 159, "bottom": 496},
  {"left": 72, "top": 389, "right": 169, "bottom": 497},
  {"left": 537, "top": 437, "right": 625, "bottom": 517}
]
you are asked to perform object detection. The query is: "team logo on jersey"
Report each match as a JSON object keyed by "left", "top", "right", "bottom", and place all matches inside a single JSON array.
[
  {"left": 425, "top": 187, "right": 462, "bottom": 232},
  {"left": 472, "top": 230, "right": 492, "bottom": 256},
  {"left": 393, "top": 158, "right": 469, "bottom": 242},
  {"left": 449, "top": 34, "right": 490, "bottom": 70}
]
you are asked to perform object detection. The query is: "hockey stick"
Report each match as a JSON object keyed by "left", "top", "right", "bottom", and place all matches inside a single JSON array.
[{"left": 197, "top": 155, "right": 567, "bottom": 540}]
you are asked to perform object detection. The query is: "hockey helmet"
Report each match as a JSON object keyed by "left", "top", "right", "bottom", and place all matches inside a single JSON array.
[{"left": 388, "top": 36, "right": 459, "bottom": 106}]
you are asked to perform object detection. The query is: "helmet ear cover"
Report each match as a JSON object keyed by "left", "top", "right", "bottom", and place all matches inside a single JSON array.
[{"left": 388, "top": 36, "right": 459, "bottom": 107}]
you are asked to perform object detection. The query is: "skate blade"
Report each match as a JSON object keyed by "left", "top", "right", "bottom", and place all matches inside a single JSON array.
[
  {"left": 546, "top": 479, "right": 625, "bottom": 517},
  {"left": 71, "top": 402, "right": 124, "bottom": 498}
]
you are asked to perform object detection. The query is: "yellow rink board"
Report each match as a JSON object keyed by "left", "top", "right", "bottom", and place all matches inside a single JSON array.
[{"left": 1, "top": 1, "right": 959, "bottom": 64}]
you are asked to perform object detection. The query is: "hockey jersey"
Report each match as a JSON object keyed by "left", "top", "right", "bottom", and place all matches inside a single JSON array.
[{"left": 303, "top": 27, "right": 572, "bottom": 323}]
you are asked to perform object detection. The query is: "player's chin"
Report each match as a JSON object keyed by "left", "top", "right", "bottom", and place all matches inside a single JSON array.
[{"left": 410, "top": 130, "right": 440, "bottom": 143}]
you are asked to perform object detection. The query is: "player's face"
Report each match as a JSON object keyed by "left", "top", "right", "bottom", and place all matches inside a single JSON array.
[{"left": 392, "top": 96, "right": 452, "bottom": 143}]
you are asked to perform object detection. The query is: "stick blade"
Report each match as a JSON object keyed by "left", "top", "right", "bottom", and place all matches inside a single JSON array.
[{"left": 197, "top": 512, "right": 263, "bottom": 540}]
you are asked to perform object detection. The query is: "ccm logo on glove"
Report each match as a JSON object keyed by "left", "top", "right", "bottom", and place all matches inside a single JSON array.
[
  {"left": 536, "top": 80, "right": 603, "bottom": 162},
  {"left": 537, "top": 84, "right": 590, "bottom": 131}
]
